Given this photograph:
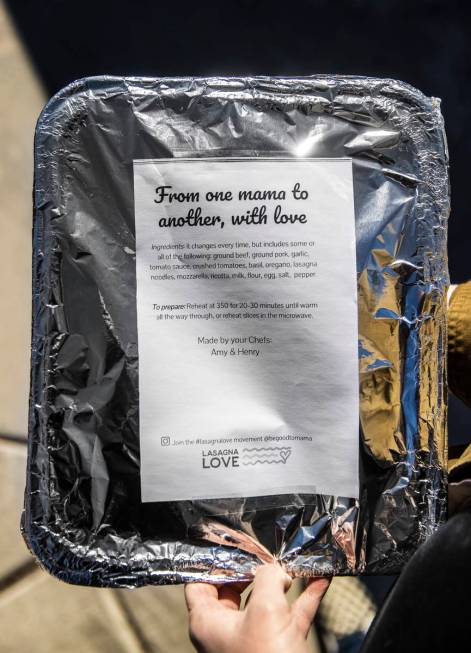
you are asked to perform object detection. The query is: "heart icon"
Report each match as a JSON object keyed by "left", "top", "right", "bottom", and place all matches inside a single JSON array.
[{"left": 280, "top": 449, "right": 291, "bottom": 463}]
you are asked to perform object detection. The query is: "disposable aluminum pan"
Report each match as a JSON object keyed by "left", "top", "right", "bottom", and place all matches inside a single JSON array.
[{"left": 22, "top": 76, "right": 449, "bottom": 586}]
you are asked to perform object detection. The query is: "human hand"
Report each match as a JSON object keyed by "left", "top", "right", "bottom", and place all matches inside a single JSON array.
[{"left": 185, "top": 564, "right": 330, "bottom": 653}]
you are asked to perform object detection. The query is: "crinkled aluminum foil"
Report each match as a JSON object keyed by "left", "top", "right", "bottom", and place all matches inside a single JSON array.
[{"left": 22, "top": 76, "right": 449, "bottom": 586}]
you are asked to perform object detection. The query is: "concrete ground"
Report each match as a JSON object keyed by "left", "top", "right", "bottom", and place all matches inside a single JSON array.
[{"left": 0, "top": 4, "right": 326, "bottom": 651}]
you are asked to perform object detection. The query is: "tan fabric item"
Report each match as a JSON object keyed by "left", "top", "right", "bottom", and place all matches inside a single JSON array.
[
  {"left": 449, "top": 442, "right": 471, "bottom": 477},
  {"left": 447, "top": 281, "right": 471, "bottom": 513},
  {"left": 448, "top": 280, "right": 471, "bottom": 408}
]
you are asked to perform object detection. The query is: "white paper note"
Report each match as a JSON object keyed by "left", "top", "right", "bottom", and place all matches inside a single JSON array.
[{"left": 133, "top": 158, "right": 359, "bottom": 502}]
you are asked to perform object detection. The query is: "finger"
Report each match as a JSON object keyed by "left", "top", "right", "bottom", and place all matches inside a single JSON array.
[
  {"left": 185, "top": 583, "right": 223, "bottom": 653},
  {"left": 184, "top": 582, "right": 219, "bottom": 613},
  {"left": 249, "top": 564, "right": 292, "bottom": 609},
  {"left": 292, "top": 577, "right": 331, "bottom": 637}
]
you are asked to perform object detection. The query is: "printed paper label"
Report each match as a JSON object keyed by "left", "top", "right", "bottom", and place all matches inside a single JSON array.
[{"left": 133, "top": 158, "right": 359, "bottom": 502}]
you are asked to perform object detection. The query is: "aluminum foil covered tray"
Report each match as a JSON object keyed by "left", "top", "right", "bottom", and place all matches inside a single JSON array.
[{"left": 23, "top": 76, "right": 449, "bottom": 586}]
